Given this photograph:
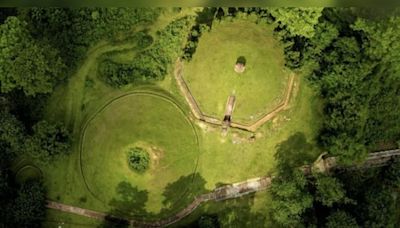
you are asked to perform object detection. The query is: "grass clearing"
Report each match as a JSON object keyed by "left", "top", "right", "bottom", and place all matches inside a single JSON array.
[
  {"left": 36, "top": 11, "right": 323, "bottom": 227},
  {"left": 196, "top": 75, "right": 322, "bottom": 189},
  {"left": 81, "top": 93, "right": 199, "bottom": 217},
  {"left": 42, "top": 209, "right": 102, "bottom": 228},
  {"left": 184, "top": 19, "right": 290, "bottom": 123}
]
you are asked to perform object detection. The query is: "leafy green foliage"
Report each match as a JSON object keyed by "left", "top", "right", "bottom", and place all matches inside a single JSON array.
[
  {"left": 127, "top": 147, "right": 150, "bottom": 173},
  {"left": 25, "top": 120, "right": 70, "bottom": 163},
  {"left": 274, "top": 8, "right": 400, "bottom": 164},
  {"left": 19, "top": 8, "right": 161, "bottom": 69},
  {"left": 0, "top": 16, "right": 65, "bottom": 96},
  {"left": 383, "top": 159, "right": 400, "bottom": 188},
  {"left": 269, "top": 7, "right": 323, "bottom": 38},
  {"left": 11, "top": 180, "right": 46, "bottom": 227},
  {"left": 325, "top": 211, "right": 359, "bottom": 228},
  {"left": 270, "top": 170, "right": 313, "bottom": 227},
  {"left": 99, "top": 16, "right": 195, "bottom": 87},
  {"left": 198, "top": 214, "right": 220, "bottom": 228},
  {"left": 0, "top": 110, "right": 24, "bottom": 157},
  {"left": 0, "top": 168, "right": 46, "bottom": 228},
  {"left": 314, "top": 174, "right": 348, "bottom": 207},
  {"left": 334, "top": 162, "right": 400, "bottom": 228},
  {"left": 360, "top": 187, "right": 397, "bottom": 227}
]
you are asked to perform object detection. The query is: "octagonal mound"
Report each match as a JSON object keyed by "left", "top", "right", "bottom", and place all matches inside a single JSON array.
[
  {"left": 184, "top": 20, "right": 291, "bottom": 123},
  {"left": 80, "top": 91, "right": 199, "bottom": 218}
]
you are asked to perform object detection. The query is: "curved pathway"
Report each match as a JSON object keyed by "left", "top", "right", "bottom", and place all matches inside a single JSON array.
[
  {"left": 47, "top": 176, "right": 271, "bottom": 227},
  {"left": 47, "top": 149, "right": 400, "bottom": 227}
]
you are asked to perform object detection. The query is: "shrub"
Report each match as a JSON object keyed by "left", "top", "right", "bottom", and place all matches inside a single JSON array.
[
  {"left": 127, "top": 147, "right": 150, "bottom": 173},
  {"left": 98, "top": 16, "right": 195, "bottom": 87}
]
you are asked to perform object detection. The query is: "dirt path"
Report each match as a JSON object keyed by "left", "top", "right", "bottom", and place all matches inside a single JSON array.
[
  {"left": 174, "top": 59, "right": 296, "bottom": 132},
  {"left": 47, "top": 149, "right": 400, "bottom": 227}
]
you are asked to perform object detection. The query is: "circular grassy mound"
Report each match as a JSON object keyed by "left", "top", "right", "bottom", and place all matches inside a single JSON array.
[
  {"left": 81, "top": 92, "right": 199, "bottom": 218},
  {"left": 184, "top": 20, "right": 291, "bottom": 123}
]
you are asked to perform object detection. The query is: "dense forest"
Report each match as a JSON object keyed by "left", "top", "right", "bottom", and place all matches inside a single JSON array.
[{"left": 0, "top": 7, "right": 399, "bottom": 227}]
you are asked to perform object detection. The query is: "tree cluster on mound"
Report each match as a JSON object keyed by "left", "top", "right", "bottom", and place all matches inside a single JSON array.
[
  {"left": 0, "top": 16, "right": 65, "bottom": 96},
  {"left": 19, "top": 8, "right": 161, "bottom": 71},
  {"left": 199, "top": 8, "right": 400, "bottom": 164},
  {"left": 0, "top": 176, "right": 46, "bottom": 228},
  {"left": 98, "top": 16, "right": 195, "bottom": 87},
  {"left": 266, "top": 8, "right": 400, "bottom": 164},
  {"left": 269, "top": 134, "right": 400, "bottom": 227},
  {"left": 0, "top": 8, "right": 161, "bottom": 96},
  {"left": 0, "top": 96, "right": 71, "bottom": 225},
  {"left": 0, "top": 107, "right": 50, "bottom": 227},
  {"left": 1, "top": 106, "right": 71, "bottom": 163},
  {"left": 183, "top": 7, "right": 400, "bottom": 227}
]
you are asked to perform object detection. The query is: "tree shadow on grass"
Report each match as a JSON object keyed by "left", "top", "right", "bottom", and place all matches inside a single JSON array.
[
  {"left": 98, "top": 181, "right": 149, "bottom": 227},
  {"left": 160, "top": 173, "right": 207, "bottom": 216},
  {"left": 218, "top": 194, "right": 268, "bottom": 227},
  {"left": 109, "top": 181, "right": 149, "bottom": 217},
  {"left": 275, "top": 132, "right": 319, "bottom": 175},
  {"left": 179, "top": 192, "right": 268, "bottom": 228},
  {"left": 99, "top": 215, "right": 130, "bottom": 228},
  {"left": 98, "top": 181, "right": 150, "bottom": 227}
]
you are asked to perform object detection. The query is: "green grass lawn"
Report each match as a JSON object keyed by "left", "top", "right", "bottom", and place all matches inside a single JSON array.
[
  {"left": 184, "top": 19, "right": 290, "bottom": 123},
  {"left": 32, "top": 12, "right": 323, "bottom": 227},
  {"left": 195, "top": 74, "right": 322, "bottom": 189},
  {"left": 81, "top": 93, "right": 199, "bottom": 218},
  {"left": 42, "top": 209, "right": 102, "bottom": 228}
]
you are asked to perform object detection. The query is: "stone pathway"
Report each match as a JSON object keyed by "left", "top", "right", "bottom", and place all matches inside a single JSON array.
[{"left": 46, "top": 176, "right": 272, "bottom": 227}]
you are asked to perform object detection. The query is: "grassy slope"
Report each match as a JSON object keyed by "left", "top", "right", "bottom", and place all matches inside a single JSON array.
[
  {"left": 42, "top": 210, "right": 102, "bottom": 228},
  {"left": 196, "top": 75, "right": 322, "bottom": 190},
  {"left": 184, "top": 19, "right": 290, "bottom": 123},
  {"left": 174, "top": 74, "right": 322, "bottom": 227},
  {"left": 81, "top": 94, "right": 198, "bottom": 216},
  {"left": 36, "top": 9, "right": 322, "bottom": 227},
  {"left": 39, "top": 8, "right": 203, "bottom": 224}
]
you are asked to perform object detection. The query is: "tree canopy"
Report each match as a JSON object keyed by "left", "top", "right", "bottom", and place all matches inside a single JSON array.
[
  {"left": 99, "top": 16, "right": 195, "bottom": 87},
  {"left": 25, "top": 120, "right": 70, "bottom": 163},
  {"left": 269, "top": 7, "right": 323, "bottom": 38},
  {"left": 0, "top": 16, "right": 65, "bottom": 96}
]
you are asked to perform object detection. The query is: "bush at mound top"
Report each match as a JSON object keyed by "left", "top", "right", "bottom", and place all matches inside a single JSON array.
[{"left": 128, "top": 147, "right": 150, "bottom": 173}]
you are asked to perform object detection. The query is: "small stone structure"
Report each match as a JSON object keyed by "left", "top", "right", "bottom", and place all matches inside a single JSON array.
[
  {"left": 222, "top": 95, "right": 236, "bottom": 134},
  {"left": 234, "top": 63, "right": 245, "bottom": 73},
  {"left": 234, "top": 56, "right": 246, "bottom": 73},
  {"left": 311, "top": 149, "right": 400, "bottom": 173}
]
